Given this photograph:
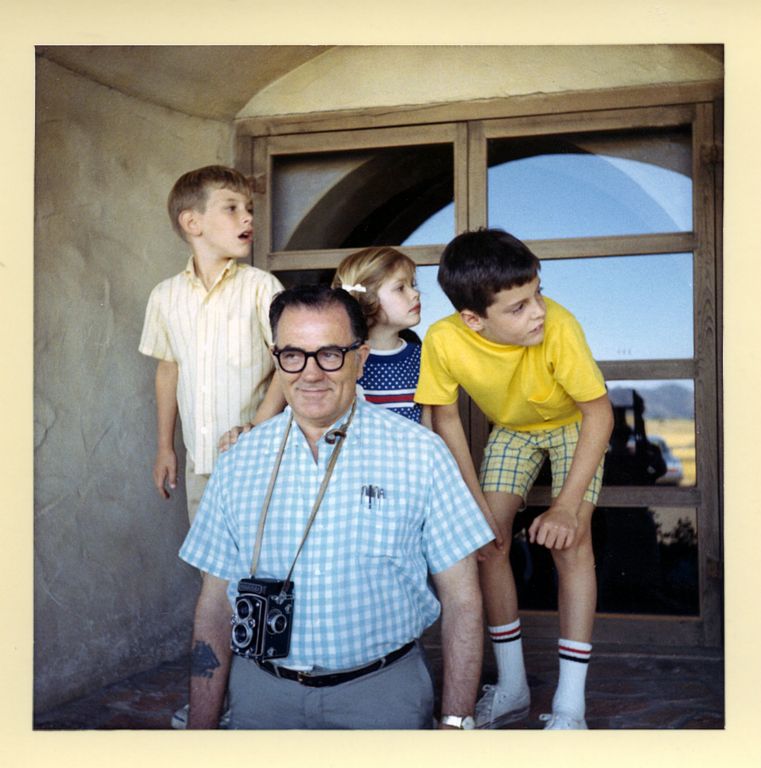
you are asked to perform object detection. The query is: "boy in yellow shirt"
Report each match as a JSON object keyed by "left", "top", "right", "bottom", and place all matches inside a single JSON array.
[{"left": 415, "top": 228, "right": 613, "bottom": 730}]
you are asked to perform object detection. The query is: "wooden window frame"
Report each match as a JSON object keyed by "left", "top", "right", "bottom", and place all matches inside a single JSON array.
[{"left": 237, "top": 81, "right": 723, "bottom": 648}]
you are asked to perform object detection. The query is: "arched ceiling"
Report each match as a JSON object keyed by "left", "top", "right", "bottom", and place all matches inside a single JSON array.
[{"left": 36, "top": 45, "right": 334, "bottom": 121}]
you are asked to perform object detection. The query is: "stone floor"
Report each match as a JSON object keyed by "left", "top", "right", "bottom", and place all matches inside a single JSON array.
[{"left": 34, "top": 624, "right": 723, "bottom": 731}]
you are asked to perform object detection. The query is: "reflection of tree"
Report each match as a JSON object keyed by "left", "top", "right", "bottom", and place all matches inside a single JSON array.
[{"left": 656, "top": 516, "right": 697, "bottom": 547}]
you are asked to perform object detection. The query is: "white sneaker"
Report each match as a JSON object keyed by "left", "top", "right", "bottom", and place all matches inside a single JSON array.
[
  {"left": 170, "top": 703, "right": 231, "bottom": 729},
  {"left": 539, "top": 712, "right": 588, "bottom": 730},
  {"left": 171, "top": 704, "right": 189, "bottom": 729},
  {"left": 474, "top": 684, "right": 530, "bottom": 729}
]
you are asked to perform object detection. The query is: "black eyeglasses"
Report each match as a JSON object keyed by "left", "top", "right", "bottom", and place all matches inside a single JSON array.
[{"left": 272, "top": 340, "right": 363, "bottom": 373}]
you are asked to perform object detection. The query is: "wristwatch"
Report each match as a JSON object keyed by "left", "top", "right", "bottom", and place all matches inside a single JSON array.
[{"left": 440, "top": 714, "right": 476, "bottom": 730}]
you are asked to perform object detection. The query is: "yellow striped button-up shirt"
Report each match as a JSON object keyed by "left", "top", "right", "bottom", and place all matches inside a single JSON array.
[{"left": 139, "top": 256, "right": 283, "bottom": 475}]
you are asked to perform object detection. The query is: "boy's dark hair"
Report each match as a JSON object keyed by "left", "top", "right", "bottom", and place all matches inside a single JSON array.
[
  {"left": 269, "top": 284, "right": 369, "bottom": 344},
  {"left": 167, "top": 165, "right": 253, "bottom": 240},
  {"left": 438, "top": 228, "right": 541, "bottom": 316}
]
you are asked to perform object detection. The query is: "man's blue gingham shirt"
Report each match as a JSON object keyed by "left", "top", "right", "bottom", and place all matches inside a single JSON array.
[{"left": 180, "top": 396, "right": 494, "bottom": 670}]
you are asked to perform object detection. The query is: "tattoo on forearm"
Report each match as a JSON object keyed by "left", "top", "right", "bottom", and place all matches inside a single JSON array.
[{"left": 191, "top": 641, "right": 221, "bottom": 678}]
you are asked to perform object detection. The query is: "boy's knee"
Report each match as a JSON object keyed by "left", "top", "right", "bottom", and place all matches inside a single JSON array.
[{"left": 552, "top": 537, "right": 595, "bottom": 571}]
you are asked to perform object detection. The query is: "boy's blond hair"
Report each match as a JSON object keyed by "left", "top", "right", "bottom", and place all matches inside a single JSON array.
[
  {"left": 167, "top": 165, "right": 253, "bottom": 241},
  {"left": 331, "top": 246, "right": 416, "bottom": 328}
]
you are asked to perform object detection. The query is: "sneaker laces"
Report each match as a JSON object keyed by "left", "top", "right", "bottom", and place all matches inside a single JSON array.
[{"left": 475, "top": 684, "right": 497, "bottom": 718}]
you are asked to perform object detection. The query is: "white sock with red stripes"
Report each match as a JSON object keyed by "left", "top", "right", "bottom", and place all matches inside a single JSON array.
[
  {"left": 490, "top": 619, "right": 528, "bottom": 694},
  {"left": 552, "top": 638, "right": 592, "bottom": 719}
]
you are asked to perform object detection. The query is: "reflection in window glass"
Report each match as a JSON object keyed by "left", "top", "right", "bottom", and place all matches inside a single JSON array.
[
  {"left": 512, "top": 506, "right": 699, "bottom": 616},
  {"left": 534, "top": 379, "right": 694, "bottom": 488},
  {"left": 540, "top": 253, "right": 694, "bottom": 361},
  {"left": 272, "top": 145, "right": 454, "bottom": 251},
  {"left": 487, "top": 129, "right": 692, "bottom": 240},
  {"left": 607, "top": 380, "right": 695, "bottom": 487}
]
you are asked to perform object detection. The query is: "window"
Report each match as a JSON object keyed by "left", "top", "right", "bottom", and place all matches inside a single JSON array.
[{"left": 246, "top": 86, "right": 722, "bottom": 646}]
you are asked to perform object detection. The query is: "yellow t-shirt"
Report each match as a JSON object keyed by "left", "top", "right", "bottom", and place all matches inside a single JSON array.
[{"left": 415, "top": 297, "right": 606, "bottom": 431}]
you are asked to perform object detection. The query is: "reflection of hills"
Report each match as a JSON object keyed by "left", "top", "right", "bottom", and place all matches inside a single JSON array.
[{"left": 608, "top": 384, "right": 694, "bottom": 419}]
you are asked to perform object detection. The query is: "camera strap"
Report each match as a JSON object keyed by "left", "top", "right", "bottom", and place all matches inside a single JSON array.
[{"left": 249, "top": 398, "right": 358, "bottom": 595}]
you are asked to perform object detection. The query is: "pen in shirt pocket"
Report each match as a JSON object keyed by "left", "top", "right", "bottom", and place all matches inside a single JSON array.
[{"left": 360, "top": 485, "right": 385, "bottom": 511}]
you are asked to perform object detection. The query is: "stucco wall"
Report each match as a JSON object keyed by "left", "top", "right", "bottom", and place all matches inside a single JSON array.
[{"left": 34, "top": 57, "right": 236, "bottom": 712}]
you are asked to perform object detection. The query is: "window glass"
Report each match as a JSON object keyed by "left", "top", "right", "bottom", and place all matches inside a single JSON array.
[
  {"left": 512, "top": 506, "right": 699, "bottom": 616},
  {"left": 532, "top": 379, "right": 695, "bottom": 488},
  {"left": 606, "top": 380, "right": 695, "bottom": 487},
  {"left": 272, "top": 145, "right": 454, "bottom": 251},
  {"left": 487, "top": 129, "right": 692, "bottom": 239},
  {"left": 540, "top": 253, "right": 694, "bottom": 361},
  {"left": 416, "top": 253, "right": 694, "bottom": 362}
]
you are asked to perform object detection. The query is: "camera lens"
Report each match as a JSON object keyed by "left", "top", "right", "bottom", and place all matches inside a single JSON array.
[
  {"left": 232, "top": 621, "right": 253, "bottom": 648},
  {"left": 267, "top": 610, "right": 287, "bottom": 635},
  {"left": 236, "top": 598, "right": 254, "bottom": 620}
]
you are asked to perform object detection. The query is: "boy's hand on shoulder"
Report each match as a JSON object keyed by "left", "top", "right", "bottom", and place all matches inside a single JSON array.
[
  {"left": 153, "top": 449, "right": 177, "bottom": 499},
  {"left": 217, "top": 424, "right": 252, "bottom": 453},
  {"left": 528, "top": 503, "right": 579, "bottom": 550}
]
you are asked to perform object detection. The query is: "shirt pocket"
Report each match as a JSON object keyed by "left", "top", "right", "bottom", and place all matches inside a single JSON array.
[
  {"left": 354, "top": 496, "right": 406, "bottom": 559},
  {"left": 527, "top": 381, "right": 574, "bottom": 422}
]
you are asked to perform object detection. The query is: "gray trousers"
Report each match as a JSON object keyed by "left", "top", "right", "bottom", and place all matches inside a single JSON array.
[{"left": 228, "top": 642, "right": 434, "bottom": 729}]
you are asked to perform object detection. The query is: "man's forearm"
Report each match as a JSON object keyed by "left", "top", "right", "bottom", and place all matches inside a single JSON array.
[
  {"left": 188, "top": 575, "right": 233, "bottom": 729},
  {"left": 434, "top": 557, "right": 484, "bottom": 718}
]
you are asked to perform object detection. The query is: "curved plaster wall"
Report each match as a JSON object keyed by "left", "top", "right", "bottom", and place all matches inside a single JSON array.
[{"left": 238, "top": 45, "right": 723, "bottom": 118}]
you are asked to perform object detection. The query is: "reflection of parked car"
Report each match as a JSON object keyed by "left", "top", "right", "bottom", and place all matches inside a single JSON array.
[{"left": 649, "top": 436, "right": 683, "bottom": 485}]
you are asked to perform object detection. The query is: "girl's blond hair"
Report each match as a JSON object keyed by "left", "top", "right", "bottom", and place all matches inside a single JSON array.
[{"left": 331, "top": 247, "right": 416, "bottom": 328}]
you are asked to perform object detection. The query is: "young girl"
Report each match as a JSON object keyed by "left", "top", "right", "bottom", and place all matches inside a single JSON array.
[{"left": 332, "top": 246, "right": 431, "bottom": 428}]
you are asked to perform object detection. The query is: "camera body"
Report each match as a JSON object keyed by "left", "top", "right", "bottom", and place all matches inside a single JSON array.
[{"left": 231, "top": 577, "right": 294, "bottom": 661}]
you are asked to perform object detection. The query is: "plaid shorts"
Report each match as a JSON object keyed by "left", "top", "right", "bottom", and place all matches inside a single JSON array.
[{"left": 479, "top": 422, "right": 603, "bottom": 504}]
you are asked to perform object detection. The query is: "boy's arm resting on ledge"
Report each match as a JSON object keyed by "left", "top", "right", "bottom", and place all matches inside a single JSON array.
[
  {"left": 431, "top": 402, "right": 504, "bottom": 551},
  {"left": 217, "top": 376, "right": 287, "bottom": 453},
  {"left": 153, "top": 359, "right": 179, "bottom": 499},
  {"left": 528, "top": 392, "right": 614, "bottom": 549}
]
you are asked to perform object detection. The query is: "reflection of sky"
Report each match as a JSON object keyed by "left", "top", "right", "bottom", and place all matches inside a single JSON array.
[{"left": 405, "top": 155, "right": 694, "bottom": 368}]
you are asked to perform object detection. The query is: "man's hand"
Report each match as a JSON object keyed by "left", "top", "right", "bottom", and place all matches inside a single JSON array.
[
  {"left": 528, "top": 503, "right": 579, "bottom": 549},
  {"left": 153, "top": 448, "right": 177, "bottom": 499},
  {"left": 217, "top": 424, "right": 252, "bottom": 453}
]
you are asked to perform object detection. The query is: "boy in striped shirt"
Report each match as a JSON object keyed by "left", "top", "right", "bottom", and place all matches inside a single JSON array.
[{"left": 139, "top": 165, "right": 284, "bottom": 524}]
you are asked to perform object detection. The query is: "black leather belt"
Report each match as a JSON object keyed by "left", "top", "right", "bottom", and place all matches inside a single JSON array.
[{"left": 256, "top": 641, "right": 415, "bottom": 688}]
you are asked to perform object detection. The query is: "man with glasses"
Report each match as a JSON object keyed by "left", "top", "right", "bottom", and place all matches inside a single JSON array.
[{"left": 179, "top": 284, "right": 495, "bottom": 729}]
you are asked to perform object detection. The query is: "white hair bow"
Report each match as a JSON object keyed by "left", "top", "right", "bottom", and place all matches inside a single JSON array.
[{"left": 341, "top": 283, "right": 367, "bottom": 294}]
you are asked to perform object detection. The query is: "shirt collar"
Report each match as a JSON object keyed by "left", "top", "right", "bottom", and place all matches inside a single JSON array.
[
  {"left": 278, "top": 398, "right": 363, "bottom": 452},
  {"left": 183, "top": 255, "right": 238, "bottom": 290}
]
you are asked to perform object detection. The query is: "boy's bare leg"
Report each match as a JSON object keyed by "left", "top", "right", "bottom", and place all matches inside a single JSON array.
[
  {"left": 545, "top": 499, "right": 596, "bottom": 727},
  {"left": 551, "top": 500, "right": 596, "bottom": 642},
  {"left": 479, "top": 492, "right": 524, "bottom": 624},
  {"left": 474, "top": 491, "right": 530, "bottom": 728}
]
